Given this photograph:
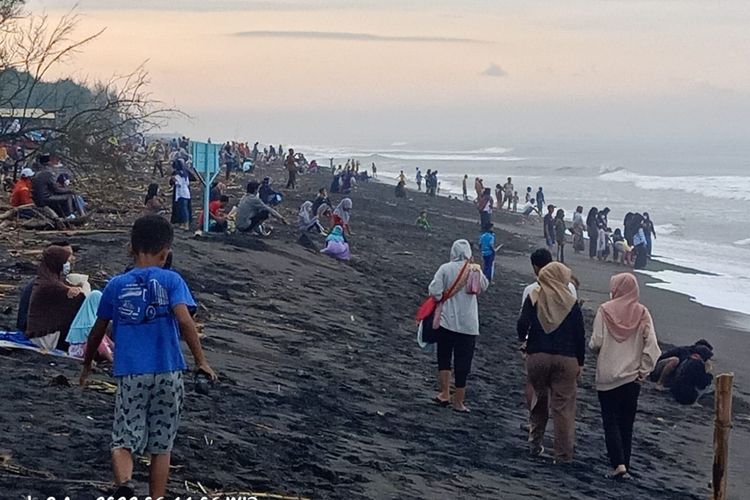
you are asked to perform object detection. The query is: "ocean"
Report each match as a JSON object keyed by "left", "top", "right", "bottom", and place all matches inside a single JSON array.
[{"left": 299, "top": 142, "right": 750, "bottom": 321}]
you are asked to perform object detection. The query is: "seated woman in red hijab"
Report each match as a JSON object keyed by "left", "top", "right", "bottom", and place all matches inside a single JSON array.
[{"left": 25, "top": 246, "right": 85, "bottom": 351}]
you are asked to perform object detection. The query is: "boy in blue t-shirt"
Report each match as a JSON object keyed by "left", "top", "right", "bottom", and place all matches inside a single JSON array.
[
  {"left": 80, "top": 215, "right": 217, "bottom": 498},
  {"left": 479, "top": 222, "right": 497, "bottom": 281}
]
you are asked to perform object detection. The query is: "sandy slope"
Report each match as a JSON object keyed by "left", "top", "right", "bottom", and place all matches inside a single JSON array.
[{"left": 0, "top": 164, "right": 747, "bottom": 499}]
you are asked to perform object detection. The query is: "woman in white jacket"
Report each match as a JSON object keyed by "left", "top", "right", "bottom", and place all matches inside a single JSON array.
[
  {"left": 589, "top": 273, "right": 661, "bottom": 480},
  {"left": 428, "top": 240, "right": 489, "bottom": 412}
]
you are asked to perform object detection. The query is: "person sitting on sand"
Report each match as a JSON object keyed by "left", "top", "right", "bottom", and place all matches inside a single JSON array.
[
  {"left": 668, "top": 351, "right": 714, "bottom": 405},
  {"left": 416, "top": 210, "right": 431, "bottom": 231},
  {"left": 332, "top": 198, "right": 353, "bottom": 235},
  {"left": 311, "top": 188, "right": 332, "bottom": 216},
  {"left": 259, "top": 177, "right": 283, "bottom": 206},
  {"left": 320, "top": 225, "right": 350, "bottom": 260},
  {"left": 56, "top": 173, "right": 87, "bottom": 215},
  {"left": 66, "top": 290, "right": 114, "bottom": 361},
  {"left": 10, "top": 167, "right": 34, "bottom": 210},
  {"left": 198, "top": 195, "right": 230, "bottom": 233},
  {"left": 236, "top": 181, "right": 287, "bottom": 234},
  {"left": 25, "top": 245, "right": 87, "bottom": 351},
  {"left": 429, "top": 239, "right": 489, "bottom": 412},
  {"left": 589, "top": 273, "right": 661, "bottom": 480},
  {"left": 479, "top": 222, "right": 497, "bottom": 281},
  {"left": 31, "top": 156, "right": 79, "bottom": 218},
  {"left": 521, "top": 198, "right": 538, "bottom": 217},
  {"left": 298, "top": 201, "right": 326, "bottom": 234},
  {"left": 649, "top": 339, "right": 713, "bottom": 389},
  {"left": 80, "top": 215, "right": 217, "bottom": 499},
  {"left": 144, "top": 183, "right": 165, "bottom": 216},
  {"left": 517, "top": 262, "right": 585, "bottom": 462}
]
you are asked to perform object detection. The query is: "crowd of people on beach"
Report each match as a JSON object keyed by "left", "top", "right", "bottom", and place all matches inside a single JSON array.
[{"left": 4, "top": 142, "right": 716, "bottom": 498}]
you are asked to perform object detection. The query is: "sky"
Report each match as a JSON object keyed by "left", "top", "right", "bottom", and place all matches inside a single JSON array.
[{"left": 24, "top": 0, "right": 750, "bottom": 150}]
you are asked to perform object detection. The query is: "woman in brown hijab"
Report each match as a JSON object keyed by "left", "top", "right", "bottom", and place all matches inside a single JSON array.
[
  {"left": 516, "top": 262, "right": 585, "bottom": 463},
  {"left": 26, "top": 246, "right": 85, "bottom": 351}
]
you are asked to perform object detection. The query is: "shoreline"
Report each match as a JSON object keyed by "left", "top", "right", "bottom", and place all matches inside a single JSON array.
[{"left": 0, "top": 165, "right": 748, "bottom": 498}]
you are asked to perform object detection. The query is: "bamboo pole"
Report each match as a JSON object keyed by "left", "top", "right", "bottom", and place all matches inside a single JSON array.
[{"left": 712, "top": 373, "right": 734, "bottom": 500}]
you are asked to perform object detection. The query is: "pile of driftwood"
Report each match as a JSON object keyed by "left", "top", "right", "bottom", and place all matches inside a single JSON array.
[{"left": 0, "top": 205, "right": 94, "bottom": 230}]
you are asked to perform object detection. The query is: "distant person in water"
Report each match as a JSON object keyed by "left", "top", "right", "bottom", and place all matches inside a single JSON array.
[
  {"left": 535, "top": 187, "right": 545, "bottom": 215},
  {"left": 512, "top": 191, "right": 519, "bottom": 212},
  {"left": 398, "top": 170, "right": 406, "bottom": 184},
  {"left": 590, "top": 273, "right": 661, "bottom": 480},
  {"left": 462, "top": 175, "right": 469, "bottom": 201},
  {"left": 586, "top": 207, "right": 599, "bottom": 259},
  {"left": 416, "top": 210, "right": 431, "bottom": 231},
  {"left": 429, "top": 239, "right": 489, "bottom": 412},
  {"left": 503, "top": 177, "right": 514, "bottom": 210},
  {"left": 474, "top": 178, "right": 483, "bottom": 199},
  {"left": 416, "top": 168, "right": 423, "bottom": 191},
  {"left": 572, "top": 206, "right": 585, "bottom": 253},
  {"left": 643, "top": 212, "right": 656, "bottom": 256},
  {"left": 554, "top": 209, "right": 567, "bottom": 264},
  {"left": 543, "top": 205, "right": 556, "bottom": 257},
  {"left": 525, "top": 186, "right": 533, "bottom": 203},
  {"left": 495, "top": 184, "right": 504, "bottom": 211},
  {"left": 371, "top": 162, "right": 377, "bottom": 178}
]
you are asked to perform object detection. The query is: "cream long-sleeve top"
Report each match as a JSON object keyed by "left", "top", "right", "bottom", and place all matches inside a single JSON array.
[{"left": 589, "top": 307, "right": 662, "bottom": 391}]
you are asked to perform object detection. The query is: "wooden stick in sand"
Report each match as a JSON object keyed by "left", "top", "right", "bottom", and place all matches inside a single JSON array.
[{"left": 712, "top": 373, "right": 734, "bottom": 500}]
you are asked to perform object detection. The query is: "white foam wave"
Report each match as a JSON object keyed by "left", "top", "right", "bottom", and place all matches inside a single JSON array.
[
  {"left": 599, "top": 169, "right": 750, "bottom": 201},
  {"left": 297, "top": 144, "right": 518, "bottom": 162},
  {"left": 653, "top": 223, "right": 678, "bottom": 236},
  {"left": 378, "top": 153, "right": 525, "bottom": 162},
  {"left": 734, "top": 238, "right": 750, "bottom": 246}
]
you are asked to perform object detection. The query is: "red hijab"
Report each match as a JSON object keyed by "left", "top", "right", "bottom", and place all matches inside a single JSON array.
[{"left": 600, "top": 273, "right": 650, "bottom": 342}]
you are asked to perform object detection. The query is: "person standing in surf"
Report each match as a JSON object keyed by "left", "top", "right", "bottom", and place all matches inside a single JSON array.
[
  {"left": 535, "top": 187, "right": 546, "bottom": 217},
  {"left": 586, "top": 207, "right": 599, "bottom": 260},
  {"left": 554, "top": 209, "right": 567, "bottom": 264},
  {"left": 642, "top": 212, "right": 656, "bottom": 256},
  {"left": 462, "top": 175, "right": 469, "bottom": 201},
  {"left": 503, "top": 177, "right": 514, "bottom": 210}
]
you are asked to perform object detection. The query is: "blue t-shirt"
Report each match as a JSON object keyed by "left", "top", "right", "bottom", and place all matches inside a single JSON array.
[
  {"left": 98, "top": 267, "right": 194, "bottom": 377},
  {"left": 479, "top": 231, "right": 496, "bottom": 256}
]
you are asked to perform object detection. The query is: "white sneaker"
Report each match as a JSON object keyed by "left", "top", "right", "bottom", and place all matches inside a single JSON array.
[{"left": 66, "top": 214, "right": 77, "bottom": 220}]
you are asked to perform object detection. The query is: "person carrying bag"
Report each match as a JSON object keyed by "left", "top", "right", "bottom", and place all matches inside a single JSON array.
[{"left": 419, "top": 239, "right": 489, "bottom": 412}]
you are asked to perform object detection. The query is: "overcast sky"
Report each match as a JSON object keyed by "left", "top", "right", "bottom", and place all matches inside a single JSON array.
[{"left": 27, "top": 0, "right": 750, "bottom": 149}]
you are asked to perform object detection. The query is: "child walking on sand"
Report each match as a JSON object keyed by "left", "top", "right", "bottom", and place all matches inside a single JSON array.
[{"left": 80, "top": 215, "right": 217, "bottom": 498}]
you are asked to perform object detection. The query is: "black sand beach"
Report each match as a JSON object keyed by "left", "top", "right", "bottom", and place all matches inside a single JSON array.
[{"left": 1, "top": 165, "right": 749, "bottom": 499}]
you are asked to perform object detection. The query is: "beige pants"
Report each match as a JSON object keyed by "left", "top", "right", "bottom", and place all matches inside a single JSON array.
[
  {"left": 526, "top": 352, "right": 579, "bottom": 462},
  {"left": 29, "top": 332, "right": 61, "bottom": 351}
]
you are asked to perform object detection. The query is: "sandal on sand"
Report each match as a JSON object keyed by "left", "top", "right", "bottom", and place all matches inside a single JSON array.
[
  {"left": 432, "top": 396, "right": 450, "bottom": 407},
  {"left": 452, "top": 406, "right": 471, "bottom": 413},
  {"left": 606, "top": 470, "right": 632, "bottom": 481}
]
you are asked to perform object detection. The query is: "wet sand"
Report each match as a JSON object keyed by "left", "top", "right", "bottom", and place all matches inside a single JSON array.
[{"left": 0, "top": 165, "right": 748, "bottom": 499}]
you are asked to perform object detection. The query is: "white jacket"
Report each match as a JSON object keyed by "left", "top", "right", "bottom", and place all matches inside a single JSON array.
[
  {"left": 589, "top": 308, "right": 661, "bottom": 391},
  {"left": 428, "top": 240, "right": 489, "bottom": 336}
]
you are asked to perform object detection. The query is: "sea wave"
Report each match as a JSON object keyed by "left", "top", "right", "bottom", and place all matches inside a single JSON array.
[
  {"left": 599, "top": 169, "right": 750, "bottom": 201},
  {"left": 297, "top": 144, "right": 517, "bottom": 162},
  {"left": 734, "top": 238, "right": 750, "bottom": 246}
]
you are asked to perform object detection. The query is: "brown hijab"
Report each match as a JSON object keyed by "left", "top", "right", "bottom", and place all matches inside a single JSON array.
[
  {"left": 26, "top": 246, "right": 84, "bottom": 341},
  {"left": 530, "top": 262, "right": 577, "bottom": 334}
]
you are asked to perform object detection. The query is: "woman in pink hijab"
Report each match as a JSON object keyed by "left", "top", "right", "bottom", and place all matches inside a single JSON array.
[{"left": 589, "top": 273, "right": 661, "bottom": 480}]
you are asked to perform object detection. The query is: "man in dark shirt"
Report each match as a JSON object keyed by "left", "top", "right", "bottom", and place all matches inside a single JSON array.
[
  {"left": 543, "top": 204, "right": 556, "bottom": 256},
  {"left": 650, "top": 339, "right": 713, "bottom": 388},
  {"left": 311, "top": 188, "right": 332, "bottom": 216},
  {"left": 31, "top": 163, "right": 76, "bottom": 217}
]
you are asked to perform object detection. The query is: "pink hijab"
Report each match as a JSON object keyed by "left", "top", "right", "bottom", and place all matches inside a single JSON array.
[{"left": 600, "top": 273, "right": 650, "bottom": 342}]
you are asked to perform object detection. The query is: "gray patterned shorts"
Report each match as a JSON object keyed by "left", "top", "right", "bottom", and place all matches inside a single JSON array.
[{"left": 112, "top": 371, "right": 184, "bottom": 454}]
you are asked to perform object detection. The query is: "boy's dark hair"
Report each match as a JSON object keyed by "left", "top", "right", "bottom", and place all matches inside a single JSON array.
[
  {"left": 482, "top": 222, "right": 494, "bottom": 232},
  {"left": 694, "top": 339, "right": 713, "bottom": 351},
  {"left": 131, "top": 215, "right": 174, "bottom": 255},
  {"left": 219, "top": 195, "right": 230, "bottom": 203},
  {"left": 318, "top": 187, "right": 326, "bottom": 194},
  {"left": 530, "top": 248, "right": 553, "bottom": 268},
  {"left": 247, "top": 181, "right": 260, "bottom": 194}
]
